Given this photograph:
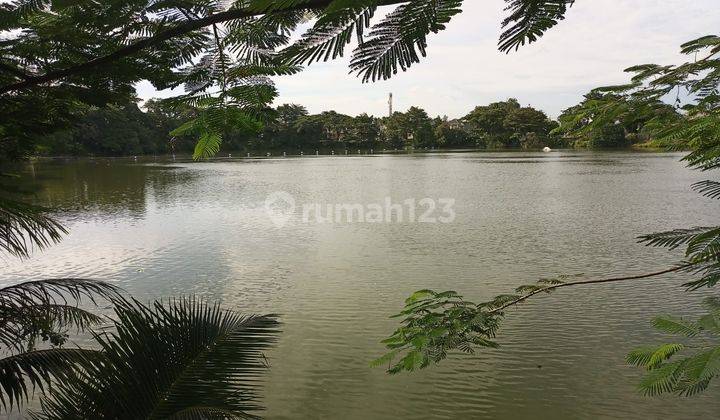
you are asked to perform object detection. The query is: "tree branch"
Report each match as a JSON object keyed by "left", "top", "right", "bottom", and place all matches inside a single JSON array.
[
  {"left": 0, "top": 0, "right": 406, "bottom": 95},
  {"left": 489, "top": 264, "right": 692, "bottom": 314}
]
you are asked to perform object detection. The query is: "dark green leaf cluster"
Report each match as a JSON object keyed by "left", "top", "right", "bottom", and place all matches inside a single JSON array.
[
  {"left": 640, "top": 224, "right": 720, "bottom": 290},
  {"left": 33, "top": 298, "right": 280, "bottom": 419},
  {"left": 555, "top": 35, "right": 720, "bottom": 152},
  {"left": 628, "top": 297, "right": 720, "bottom": 396},
  {"left": 0, "top": 278, "right": 120, "bottom": 410},
  {"left": 0, "top": 277, "right": 280, "bottom": 417},
  {"left": 552, "top": 91, "right": 681, "bottom": 149}
]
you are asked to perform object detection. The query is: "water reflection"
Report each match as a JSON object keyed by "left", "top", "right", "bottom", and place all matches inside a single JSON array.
[
  {"left": 12, "top": 159, "right": 195, "bottom": 221},
  {"left": 1, "top": 151, "right": 718, "bottom": 419}
]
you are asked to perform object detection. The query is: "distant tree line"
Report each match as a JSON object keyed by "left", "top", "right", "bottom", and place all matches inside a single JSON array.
[{"left": 34, "top": 96, "right": 678, "bottom": 157}]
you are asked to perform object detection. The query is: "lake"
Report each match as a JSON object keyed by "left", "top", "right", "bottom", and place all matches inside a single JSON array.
[{"left": 2, "top": 151, "right": 718, "bottom": 419}]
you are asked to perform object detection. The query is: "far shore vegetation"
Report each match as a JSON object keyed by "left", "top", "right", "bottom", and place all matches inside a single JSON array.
[{"left": 32, "top": 96, "right": 676, "bottom": 158}]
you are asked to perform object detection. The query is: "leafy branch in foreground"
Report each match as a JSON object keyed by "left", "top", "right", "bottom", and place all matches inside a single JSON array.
[
  {"left": 372, "top": 268, "right": 685, "bottom": 374},
  {"left": 628, "top": 297, "right": 720, "bottom": 396},
  {"left": 0, "top": 280, "right": 281, "bottom": 417}
]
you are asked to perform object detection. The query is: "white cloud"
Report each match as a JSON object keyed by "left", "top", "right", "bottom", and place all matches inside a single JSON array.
[{"left": 136, "top": 0, "right": 720, "bottom": 119}]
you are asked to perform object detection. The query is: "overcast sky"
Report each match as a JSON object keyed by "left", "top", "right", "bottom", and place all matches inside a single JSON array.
[{"left": 136, "top": 0, "right": 720, "bottom": 119}]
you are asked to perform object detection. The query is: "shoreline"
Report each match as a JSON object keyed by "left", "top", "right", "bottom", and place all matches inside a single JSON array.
[{"left": 26, "top": 146, "right": 678, "bottom": 161}]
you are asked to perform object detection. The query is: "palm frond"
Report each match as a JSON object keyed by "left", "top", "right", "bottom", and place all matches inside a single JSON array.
[
  {"left": 0, "top": 348, "right": 101, "bottom": 412},
  {"left": 683, "top": 261, "right": 720, "bottom": 290},
  {"left": 33, "top": 298, "right": 280, "bottom": 419},
  {"left": 0, "top": 303, "right": 103, "bottom": 350},
  {"left": 686, "top": 228, "right": 720, "bottom": 263},
  {"left": 0, "top": 198, "right": 66, "bottom": 259},
  {"left": 676, "top": 347, "right": 720, "bottom": 396},
  {"left": 680, "top": 35, "right": 720, "bottom": 55},
  {"left": 629, "top": 301, "right": 720, "bottom": 397},
  {"left": 693, "top": 180, "right": 720, "bottom": 200},
  {"left": 0, "top": 278, "right": 120, "bottom": 309},
  {"left": 0, "top": 278, "right": 120, "bottom": 351}
]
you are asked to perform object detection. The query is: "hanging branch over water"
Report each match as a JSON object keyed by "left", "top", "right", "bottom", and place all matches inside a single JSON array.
[
  {"left": 489, "top": 264, "right": 690, "bottom": 314},
  {"left": 372, "top": 264, "right": 692, "bottom": 374}
]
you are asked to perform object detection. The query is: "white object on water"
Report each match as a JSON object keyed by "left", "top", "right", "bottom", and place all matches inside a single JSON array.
[
  {"left": 543, "top": 147, "right": 551, "bottom": 153},
  {"left": 283, "top": 152, "right": 286, "bottom": 157},
  {"left": 316, "top": 150, "right": 319, "bottom": 156}
]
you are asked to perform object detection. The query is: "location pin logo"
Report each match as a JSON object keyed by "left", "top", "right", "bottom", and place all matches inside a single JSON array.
[{"left": 265, "top": 191, "right": 296, "bottom": 228}]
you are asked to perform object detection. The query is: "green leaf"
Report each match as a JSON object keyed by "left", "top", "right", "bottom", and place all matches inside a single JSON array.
[
  {"left": 647, "top": 343, "right": 685, "bottom": 369},
  {"left": 193, "top": 132, "right": 223, "bottom": 161},
  {"left": 401, "top": 350, "right": 424, "bottom": 372},
  {"left": 637, "top": 361, "right": 684, "bottom": 396},
  {"left": 652, "top": 316, "right": 700, "bottom": 337},
  {"left": 404, "top": 289, "right": 436, "bottom": 305}
]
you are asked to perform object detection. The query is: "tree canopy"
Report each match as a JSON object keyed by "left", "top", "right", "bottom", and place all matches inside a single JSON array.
[
  {"left": 0, "top": 0, "right": 578, "bottom": 161},
  {"left": 463, "top": 98, "right": 558, "bottom": 148}
]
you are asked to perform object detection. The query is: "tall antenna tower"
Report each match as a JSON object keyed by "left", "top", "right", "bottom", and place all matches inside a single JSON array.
[{"left": 388, "top": 92, "right": 393, "bottom": 117}]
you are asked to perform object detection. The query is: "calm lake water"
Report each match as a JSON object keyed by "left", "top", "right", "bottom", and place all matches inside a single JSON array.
[{"left": 2, "top": 151, "right": 719, "bottom": 419}]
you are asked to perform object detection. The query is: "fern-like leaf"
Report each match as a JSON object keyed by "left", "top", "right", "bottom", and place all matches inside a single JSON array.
[
  {"left": 498, "top": 0, "right": 574, "bottom": 53},
  {"left": 349, "top": 0, "right": 464, "bottom": 83}
]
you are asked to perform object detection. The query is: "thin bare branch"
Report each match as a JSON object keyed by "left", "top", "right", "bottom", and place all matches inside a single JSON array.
[{"left": 489, "top": 264, "right": 691, "bottom": 314}]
